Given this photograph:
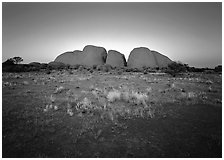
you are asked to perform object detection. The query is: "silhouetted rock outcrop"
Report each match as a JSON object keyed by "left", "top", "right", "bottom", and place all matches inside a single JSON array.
[
  {"left": 82, "top": 45, "right": 107, "bottom": 66},
  {"left": 151, "top": 50, "right": 173, "bottom": 68},
  {"left": 106, "top": 50, "right": 127, "bottom": 67},
  {"left": 54, "top": 45, "right": 172, "bottom": 68},
  {"left": 54, "top": 50, "right": 83, "bottom": 65},
  {"left": 127, "top": 47, "right": 172, "bottom": 68},
  {"left": 54, "top": 45, "right": 107, "bottom": 66}
]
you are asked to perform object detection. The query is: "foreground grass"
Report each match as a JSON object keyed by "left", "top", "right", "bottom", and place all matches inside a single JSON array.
[{"left": 2, "top": 71, "right": 222, "bottom": 157}]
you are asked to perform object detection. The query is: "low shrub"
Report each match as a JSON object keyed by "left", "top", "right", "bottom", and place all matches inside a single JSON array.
[
  {"left": 107, "top": 90, "right": 121, "bottom": 102},
  {"left": 3, "top": 59, "right": 15, "bottom": 66},
  {"left": 71, "top": 64, "right": 81, "bottom": 70},
  {"left": 78, "top": 65, "right": 87, "bottom": 72},
  {"left": 165, "top": 62, "right": 188, "bottom": 77},
  {"left": 48, "top": 62, "right": 67, "bottom": 70},
  {"left": 214, "top": 65, "right": 222, "bottom": 73},
  {"left": 92, "top": 64, "right": 97, "bottom": 70},
  {"left": 40, "top": 63, "right": 48, "bottom": 69},
  {"left": 2, "top": 64, "right": 42, "bottom": 72},
  {"left": 124, "top": 68, "right": 132, "bottom": 72},
  {"left": 96, "top": 64, "right": 112, "bottom": 72}
]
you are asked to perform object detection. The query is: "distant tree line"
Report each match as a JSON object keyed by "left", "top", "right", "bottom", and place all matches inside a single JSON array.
[
  {"left": 3, "top": 57, "right": 23, "bottom": 65},
  {"left": 165, "top": 61, "right": 222, "bottom": 76},
  {"left": 2, "top": 56, "right": 222, "bottom": 75}
]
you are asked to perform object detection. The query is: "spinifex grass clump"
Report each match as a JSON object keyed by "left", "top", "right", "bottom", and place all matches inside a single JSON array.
[
  {"left": 44, "top": 85, "right": 155, "bottom": 122},
  {"left": 106, "top": 89, "right": 149, "bottom": 106},
  {"left": 92, "top": 86, "right": 155, "bottom": 119},
  {"left": 76, "top": 97, "right": 94, "bottom": 112},
  {"left": 43, "top": 94, "right": 59, "bottom": 112},
  {"left": 107, "top": 90, "right": 121, "bottom": 102}
]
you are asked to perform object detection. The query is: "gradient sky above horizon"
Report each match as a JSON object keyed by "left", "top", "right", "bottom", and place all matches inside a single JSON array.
[{"left": 2, "top": 2, "right": 222, "bottom": 68}]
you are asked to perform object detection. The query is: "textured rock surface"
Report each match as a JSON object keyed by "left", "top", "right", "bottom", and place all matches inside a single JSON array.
[
  {"left": 127, "top": 47, "right": 172, "bottom": 68},
  {"left": 82, "top": 45, "right": 107, "bottom": 66},
  {"left": 55, "top": 45, "right": 107, "bottom": 66},
  {"left": 151, "top": 50, "right": 172, "bottom": 68},
  {"left": 54, "top": 50, "right": 83, "bottom": 65},
  {"left": 106, "top": 50, "right": 127, "bottom": 67},
  {"left": 127, "top": 47, "right": 157, "bottom": 68},
  {"left": 54, "top": 45, "right": 172, "bottom": 68}
]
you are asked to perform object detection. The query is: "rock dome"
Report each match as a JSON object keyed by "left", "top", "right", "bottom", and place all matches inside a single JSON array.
[
  {"left": 127, "top": 47, "right": 172, "bottom": 68},
  {"left": 54, "top": 50, "right": 83, "bottom": 65},
  {"left": 54, "top": 45, "right": 107, "bottom": 66},
  {"left": 106, "top": 50, "right": 127, "bottom": 67},
  {"left": 82, "top": 45, "right": 107, "bottom": 66}
]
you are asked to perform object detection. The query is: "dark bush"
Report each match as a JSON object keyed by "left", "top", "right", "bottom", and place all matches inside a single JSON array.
[
  {"left": 78, "top": 65, "right": 86, "bottom": 71},
  {"left": 95, "top": 64, "right": 112, "bottom": 72},
  {"left": 67, "top": 69, "right": 73, "bottom": 74},
  {"left": 2, "top": 65, "right": 15, "bottom": 72},
  {"left": 12, "top": 57, "right": 23, "bottom": 64},
  {"left": 92, "top": 65, "right": 97, "bottom": 70},
  {"left": 214, "top": 65, "right": 222, "bottom": 73},
  {"left": 104, "top": 64, "right": 112, "bottom": 72},
  {"left": 125, "top": 68, "right": 131, "bottom": 72},
  {"left": 29, "top": 62, "right": 41, "bottom": 66},
  {"left": 3, "top": 63, "right": 42, "bottom": 72},
  {"left": 132, "top": 68, "right": 141, "bottom": 72},
  {"left": 117, "top": 70, "right": 123, "bottom": 75},
  {"left": 111, "top": 66, "right": 117, "bottom": 70},
  {"left": 96, "top": 65, "right": 101, "bottom": 71},
  {"left": 165, "top": 62, "right": 188, "bottom": 77},
  {"left": 48, "top": 62, "right": 67, "bottom": 70},
  {"left": 3, "top": 57, "right": 23, "bottom": 65},
  {"left": 46, "top": 69, "right": 51, "bottom": 74},
  {"left": 40, "top": 63, "right": 48, "bottom": 69},
  {"left": 204, "top": 69, "right": 214, "bottom": 74},
  {"left": 141, "top": 66, "right": 157, "bottom": 74},
  {"left": 3, "top": 59, "right": 15, "bottom": 66},
  {"left": 89, "top": 69, "right": 93, "bottom": 73},
  {"left": 71, "top": 64, "right": 80, "bottom": 70},
  {"left": 28, "top": 62, "right": 42, "bottom": 71}
]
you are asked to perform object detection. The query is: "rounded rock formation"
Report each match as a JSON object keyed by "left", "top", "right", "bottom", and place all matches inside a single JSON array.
[
  {"left": 127, "top": 47, "right": 172, "bottom": 68},
  {"left": 82, "top": 45, "right": 107, "bottom": 66},
  {"left": 54, "top": 45, "right": 172, "bottom": 68},
  {"left": 151, "top": 50, "right": 172, "bottom": 68},
  {"left": 106, "top": 50, "right": 127, "bottom": 67},
  {"left": 127, "top": 47, "right": 157, "bottom": 68},
  {"left": 54, "top": 45, "right": 107, "bottom": 66},
  {"left": 54, "top": 50, "right": 83, "bottom": 65}
]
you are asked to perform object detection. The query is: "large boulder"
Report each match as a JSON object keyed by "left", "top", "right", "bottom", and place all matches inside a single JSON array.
[
  {"left": 127, "top": 47, "right": 172, "bottom": 68},
  {"left": 151, "top": 50, "right": 172, "bottom": 68},
  {"left": 54, "top": 50, "right": 83, "bottom": 65},
  {"left": 106, "top": 50, "right": 127, "bottom": 67},
  {"left": 127, "top": 47, "right": 157, "bottom": 68},
  {"left": 54, "top": 45, "right": 172, "bottom": 68},
  {"left": 82, "top": 45, "right": 107, "bottom": 66},
  {"left": 54, "top": 45, "right": 107, "bottom": 67}
]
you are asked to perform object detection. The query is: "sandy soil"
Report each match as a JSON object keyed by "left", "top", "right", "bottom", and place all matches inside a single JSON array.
[{"left": 2, "top": 70, "right": 222, "bottom": 157}]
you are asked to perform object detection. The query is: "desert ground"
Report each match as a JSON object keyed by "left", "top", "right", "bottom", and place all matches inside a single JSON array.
[{"left": 2, "top": 69, "right": 222, "bottom": 157}]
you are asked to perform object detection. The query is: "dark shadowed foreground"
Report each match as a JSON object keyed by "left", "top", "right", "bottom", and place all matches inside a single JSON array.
[{"left": 2, "top": 70, "right": 222, "bottom": 157}]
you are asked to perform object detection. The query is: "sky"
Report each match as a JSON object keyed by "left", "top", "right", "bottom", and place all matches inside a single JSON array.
[{"left": 2, "top": 2, "right": 222, "bottom": 68}]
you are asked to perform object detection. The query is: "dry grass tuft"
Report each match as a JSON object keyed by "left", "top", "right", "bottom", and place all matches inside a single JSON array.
[
  {"left": 54, "top": 86, "right": 65, "bottom": 94},
  {"left": 107, "top": 90, "right": 121, "bottom": 102}
]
